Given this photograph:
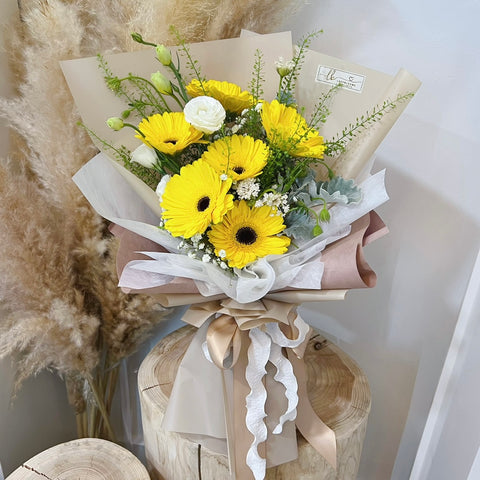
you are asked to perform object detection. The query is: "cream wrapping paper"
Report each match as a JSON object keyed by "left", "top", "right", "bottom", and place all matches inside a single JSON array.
[
  {"left": 61, "top": 32, "right": 293, "bottom": 155},
  {"left": 295, "top": 50, "right": 421, "bottom": 180}
]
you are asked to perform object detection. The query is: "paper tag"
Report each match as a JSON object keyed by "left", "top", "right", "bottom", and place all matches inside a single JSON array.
[{"left": 315, "top": 65, "right": 366, "bottom": 93}]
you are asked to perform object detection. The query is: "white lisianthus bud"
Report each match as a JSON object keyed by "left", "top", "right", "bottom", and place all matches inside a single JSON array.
[
  {"left": 106, "top": 117, "right": 124, "bottom": 131},
  {"left": 131, "top": 143, "right": 158, "bottom": 168},
  {"left": 155, "top": 44, "right": 172, "bottom": 65},
  {"left": 155, "top": 174, "right": 171, "bottom": 203},
  {"left": 183, "top": 96, "right": 226, "bottom": 134},
  {"left": 151, "top": 71, "right": 172, "bottom": 94},
  {"left": 274, "top": 56, "right": 295, "bottom": 77}
]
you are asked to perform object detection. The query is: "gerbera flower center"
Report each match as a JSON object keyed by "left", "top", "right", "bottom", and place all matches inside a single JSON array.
[
  {"left": 235, "top": 226, "right": 257, "bottom": 245},
  {"left": 197, "top": 196, "right": 211, "bottom": 212},
  {"left": 233, "top": 166, "right": 245, "bottom": 174}
]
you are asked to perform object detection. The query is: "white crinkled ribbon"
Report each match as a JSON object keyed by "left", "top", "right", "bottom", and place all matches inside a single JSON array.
[{"left": 244, "top": 315, "right": 310, "bottom": 480}]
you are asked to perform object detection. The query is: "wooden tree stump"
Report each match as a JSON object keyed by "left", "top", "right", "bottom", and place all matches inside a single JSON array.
[
  {"left": 6, "top": 438, "right": 150, "bottom": 480},
  {"left": 138, "top": 325, "right": 371, "bottom": 480}
]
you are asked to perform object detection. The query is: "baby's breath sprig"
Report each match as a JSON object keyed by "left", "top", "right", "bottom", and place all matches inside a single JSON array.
[
  {"left": 177, "top": 234, "right": 233, "bottom": 273},
  {"left": 324, "top": 92, "right": 415, "bottom": 156}
]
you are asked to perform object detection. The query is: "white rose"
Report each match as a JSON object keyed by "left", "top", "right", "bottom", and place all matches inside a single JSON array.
[
  {"left": 131, "top": 143, "right": 158, "bottom": 168},
  {"left": 156, "top": 174, "right": 171, "bottom": 204},
  {"left": 183, "top": 96, "right": 226, "bottom": 134}
]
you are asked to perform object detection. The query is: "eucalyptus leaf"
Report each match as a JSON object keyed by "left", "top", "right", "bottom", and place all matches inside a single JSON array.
[
  {"left": 319, "top": 176, "right": 362, "bottom": 204},
  {"left": 284, "top": 211, "right": 317, "bottom": 242}
]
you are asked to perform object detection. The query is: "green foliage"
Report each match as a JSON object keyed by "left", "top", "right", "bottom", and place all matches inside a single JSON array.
[
  {"left": 169, "top": 25, "right": 205, "bottom": 87},
  {"left": 248, "top": 49, "right": 265, "bottom": 106},
  {"left": 97, "top": 54, "right": 170, "bottom": 118},
  {"left": 309, "top": 84, "right": 341, "bottom": 128},
  {"left": 240, "top": 108, "right": 264, "bottom": 139},
  {"left": 324, "top": 92, "right": 415, "bottom": 156},
  {"left": 78, "top": 122, "right": 161, "bottom": 190},
  {"left": 278, "top": 30, "right": 322, "bottom": 106},
  {"left": 284, "top": 210, "right": 317, "bottom": 242},
  {"left": 257, "top": 147, "right": 296, "bottom": 192}
]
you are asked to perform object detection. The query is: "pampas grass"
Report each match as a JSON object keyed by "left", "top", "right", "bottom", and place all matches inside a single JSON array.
[{"left": 0, "top": 0, "right": 305, "bottom": 441}]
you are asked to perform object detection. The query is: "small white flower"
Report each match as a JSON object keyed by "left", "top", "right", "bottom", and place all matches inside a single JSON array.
[
  {"left": 220, "top": 173, "right": 228, "bottom": 181},
  {"left": 236, "top": 178, "right": 260, "bottom": 200},
  {"left": 155, "top": 174, "right": 171, "bottom": 203},
  {"left": 255, "top": 102, "right": 263, "bottom": 112},
  {"left": 184, "top": 96, "right": 226, "bottom": 134},
  {"left": 220, "top": 261, "right": 228, "bottom": 269},
  {"left": 231, "top": 124, "right": 241, "bottom": 134},
  {"left": 218, "top": 249, "right": 227, "bottom": 258},
  {"left": 188, "top": 251, "right": 197, "bottom": 258},
  {"left": 202, "top": 254, "right": 211, "bottom": 262},
  {"left": 131, "top": 143, "right": 158, "bottom": 168},
  {"left": 198, "top": 242, "right": 205, "bottom": 250},
  {"left": 191, "top": 233, "right": 202, "bottom": 244}
]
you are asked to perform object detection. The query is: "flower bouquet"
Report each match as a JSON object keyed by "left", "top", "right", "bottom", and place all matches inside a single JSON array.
[{"left": 65, "top": 30, "right": 419, "bottom": 479}]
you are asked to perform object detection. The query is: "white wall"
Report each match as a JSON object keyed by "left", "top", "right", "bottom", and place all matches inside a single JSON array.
[
  {"left": 410, "top": 248, "right": 480, "bottom": 480},
  {"left": 0, "top": 1, "right": 77, "bottom": 475},
  {"left": 283, "top": 0, "right": 480, "bottom": 479}
]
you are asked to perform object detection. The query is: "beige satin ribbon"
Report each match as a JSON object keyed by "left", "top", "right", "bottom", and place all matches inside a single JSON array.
[{"left": 181, "top": 298, "right": 337, "bottom": 477}]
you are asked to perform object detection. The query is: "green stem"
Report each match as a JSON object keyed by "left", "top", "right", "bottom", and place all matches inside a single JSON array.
[
  {"left": 86, "top": 374, "right": 116, "bottom": 442},
  {"left": 120, "top": 76, "right": 172, "bottom": 113},
  {"left": 170, "top": 91, "right": 186, "bottom": 110},
  {"left": 169, "top": 63, "right": 189, "bottom": 102},
  {"left": 123, "top": 123, "right": 144, "bottom": 136}
]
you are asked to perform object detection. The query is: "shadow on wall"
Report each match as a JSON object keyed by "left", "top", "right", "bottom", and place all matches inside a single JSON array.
[
  {"left": 0, "top": 359, "right": 77, "bottom": 476},
  {"left": 300, "top": 161, "right": 480, "bottom": 479}
]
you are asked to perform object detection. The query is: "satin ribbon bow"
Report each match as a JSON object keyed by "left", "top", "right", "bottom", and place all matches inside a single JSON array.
[{"left": 181, "top": 298, "right": 337, "bottom": 480}]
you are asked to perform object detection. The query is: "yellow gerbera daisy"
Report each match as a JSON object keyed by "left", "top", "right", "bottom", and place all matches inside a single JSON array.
[
  {"left": 186, "top": 79, "right": 253, "bottom": 114},
  {"left": 200, "top": 135, "right": 269, "bottom": 181},
  {"left": 208, "top": 200, "right": 291, "bottom": 269},
  {"left": 161, "top": 159, "right": 233, "bottom": 238},
  {"left": 261, "top": 100, "right": 326, "bottom": 159},
  {"left": 136, "top": 112, "right": 203, "bottom": 156}
]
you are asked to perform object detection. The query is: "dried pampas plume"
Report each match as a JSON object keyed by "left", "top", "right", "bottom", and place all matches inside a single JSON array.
[{"left": 0, "top": 0, "right": 305, "bottom": 439}]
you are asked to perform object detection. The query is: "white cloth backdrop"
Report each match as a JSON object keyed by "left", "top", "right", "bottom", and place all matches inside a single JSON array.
[{"left": 1, "top": 0, "right": 480, "bottom": 478}]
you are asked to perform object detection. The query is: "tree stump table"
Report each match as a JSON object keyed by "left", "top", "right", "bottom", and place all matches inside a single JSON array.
[
  {"left": 6, "top": 438, "right": 150, "bottom": 480},
  {"left": 138, "top": 325, "right": 371, "bottom": 479}
]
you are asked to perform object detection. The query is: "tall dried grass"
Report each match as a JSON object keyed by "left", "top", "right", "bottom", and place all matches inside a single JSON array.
[{"left": 0, "top": 0, "right": 305, "bottom": 439}]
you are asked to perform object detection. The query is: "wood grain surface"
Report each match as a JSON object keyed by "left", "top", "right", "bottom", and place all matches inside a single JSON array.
[
  {"left": 139, "top": 325, "right": 371, "bottom": 479},
  {"left": 6, "top": 438, "right": 150, "bottom": 480}
]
